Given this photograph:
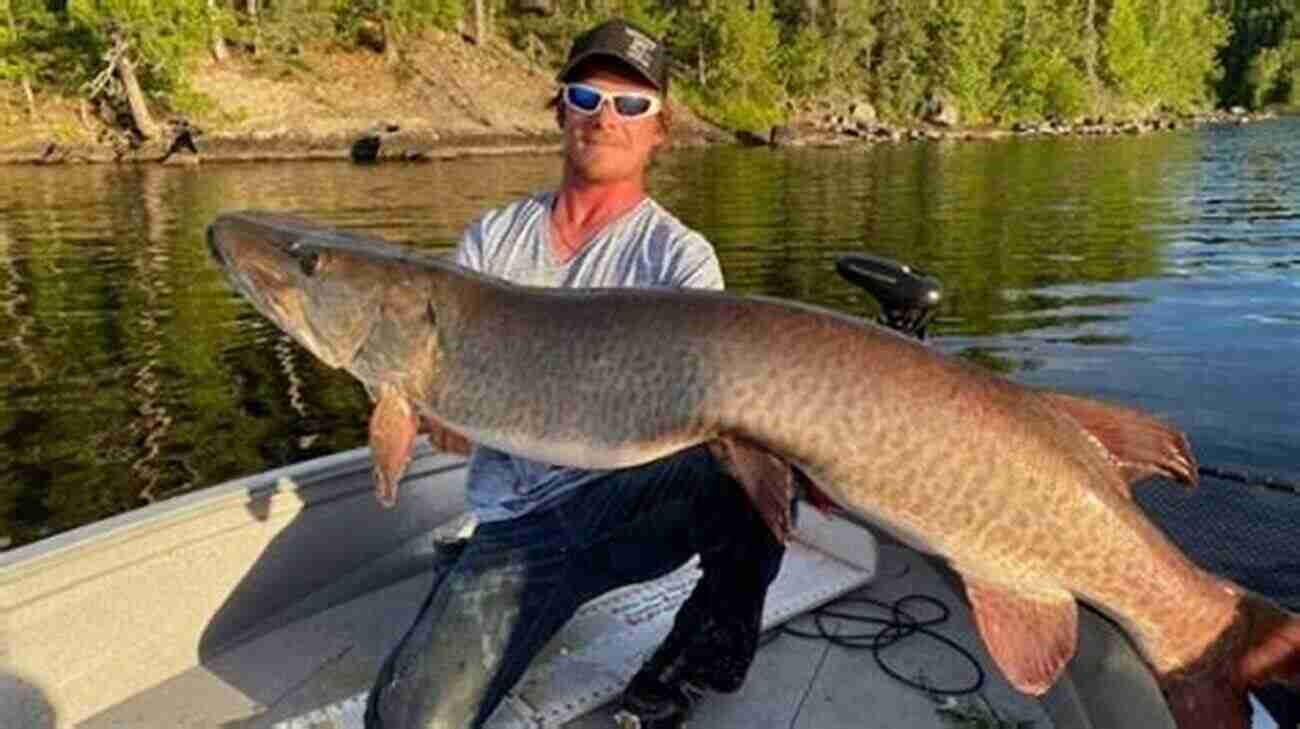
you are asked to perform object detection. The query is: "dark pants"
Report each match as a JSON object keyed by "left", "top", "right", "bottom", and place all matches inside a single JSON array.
[{"left": 365, "top": 445, "right": 786, "bottom": 729}]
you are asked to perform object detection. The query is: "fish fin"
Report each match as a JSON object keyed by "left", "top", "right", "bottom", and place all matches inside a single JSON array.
[
  {"left": 1163, "top": 675, "right": 1252, "bottom": 729},
  {"left": 708, "top": 435, "right": 797, "bottom": 542},
  {"left": 369, "top": 388, "right": 419, "bottom": 509},
  {"left": 793, "top": 467, "right": 838, "bottom": 515},
  {"left": 1041, "top": 391, "right": 1199, "bottom": 492},
  {"left": 1237, "top": 593, "right": 1300, "bottom": 689},
  {"left": 1161, "top": 592, "right": 1300, "bottom": 729},
  {"left": 963, "top": 578, "right": 1077, "bottom": 694},
  {"left": 418, "top": 414, "right": 473, "bottom": 456}
]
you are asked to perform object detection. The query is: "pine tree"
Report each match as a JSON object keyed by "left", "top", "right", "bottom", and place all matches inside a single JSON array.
[
  {"left": 872, "top": 0, "right": 929, "bottom": 120},
  {"left": 817, "top": 0, "right": 876, "bottom": 97},
  {"left": 708, "top": 0, "right": 785, "bottom": 131},
  {"left": 1002, "top": 0, "right": 1089, "bottom": 119},
  {"left": 1148, "top": 0, "right": 1228, "bottom": 111},
  {"left": 1103, "top": 0, "right": 1155, "bottom": 109},
  {"left": 930, "top": 0, "right": 1010, "bottom": 123}
]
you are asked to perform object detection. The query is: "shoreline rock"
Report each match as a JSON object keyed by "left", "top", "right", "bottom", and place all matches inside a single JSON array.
[
  {"left": 0, "top": 127, "right": 571, "bottom": 166},
  {"left": 0, "top": 108, "right": 1283, "bottom": 166},
  {"left": 763, "top": 106, "right": 1282, "bottom": 149}
]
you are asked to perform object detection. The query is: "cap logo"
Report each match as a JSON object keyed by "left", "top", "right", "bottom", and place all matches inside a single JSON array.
[{"left": 624, "top": 27, "right": 657, "bottom": 70}]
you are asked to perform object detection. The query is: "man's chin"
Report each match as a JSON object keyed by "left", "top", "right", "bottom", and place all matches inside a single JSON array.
[{"left": 573, "top": 158, "right": 639, "bottom": 184}]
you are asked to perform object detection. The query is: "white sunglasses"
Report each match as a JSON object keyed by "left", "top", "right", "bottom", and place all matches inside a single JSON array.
[{"left": 561, "top": 83, "right": 662, "bottom": 120}]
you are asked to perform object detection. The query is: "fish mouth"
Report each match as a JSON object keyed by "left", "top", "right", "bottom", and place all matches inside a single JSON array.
[
  {"left": 206, "top": 224, "right": 227, "bottom": 268},
  {"left": 207, "top": 212, "right": 355, "bottom": 369}
]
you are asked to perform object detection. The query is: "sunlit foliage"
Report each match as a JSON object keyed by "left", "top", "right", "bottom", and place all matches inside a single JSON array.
[{"left": 3, "top": 0, "right": 1295, "bottom": 131}]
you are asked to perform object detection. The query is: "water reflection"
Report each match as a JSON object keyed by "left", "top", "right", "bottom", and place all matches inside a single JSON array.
[{"left": 0, "top": 118, "right": 1297, "bottom": 550}]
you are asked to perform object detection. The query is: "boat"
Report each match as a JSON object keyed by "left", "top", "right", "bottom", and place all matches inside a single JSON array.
[{"left": 2, "top": 440, "right": 1178, "bottom": 729}]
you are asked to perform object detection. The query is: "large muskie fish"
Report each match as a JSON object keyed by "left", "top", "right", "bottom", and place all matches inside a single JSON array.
[{"left": 208, "top": 211, "right": 1300, "bottom": 728}]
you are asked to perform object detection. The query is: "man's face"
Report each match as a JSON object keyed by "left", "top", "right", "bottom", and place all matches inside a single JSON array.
[{"left": 560, "top": 65, "right": 665, "bottom": 185}]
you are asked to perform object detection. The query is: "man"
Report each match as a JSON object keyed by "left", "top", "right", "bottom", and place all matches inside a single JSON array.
[{"left": 364, "top": 18, "right": 796, "bottom": 729}]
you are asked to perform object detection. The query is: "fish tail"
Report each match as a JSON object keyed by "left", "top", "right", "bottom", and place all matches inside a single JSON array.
[
  {"left": 1236, "top": 594, "right": 1300, "bottom": 691},
  {"left": 1163, "top": 593, "right": 1300, "bottom": 729}
]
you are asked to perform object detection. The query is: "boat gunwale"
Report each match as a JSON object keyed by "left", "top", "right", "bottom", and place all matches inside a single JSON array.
[{"left": 0, "top": 445, "right": 464, "bottom": 591}]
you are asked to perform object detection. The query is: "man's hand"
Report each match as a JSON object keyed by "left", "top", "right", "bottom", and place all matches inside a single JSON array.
[
  {"left": 419, "top": 416, "right": 474, "bottom": 456},
  {"left": 707, "top": 435, "right": 798, "bottom": 543}
]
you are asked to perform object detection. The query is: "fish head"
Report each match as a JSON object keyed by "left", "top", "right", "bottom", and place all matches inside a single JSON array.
[{"left": 208, "top": 211, "right": 386, "bottom": 371}]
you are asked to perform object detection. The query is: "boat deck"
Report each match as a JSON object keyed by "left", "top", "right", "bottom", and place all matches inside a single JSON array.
[
  {"left": 3, "top": 447, "right": 1186, "bottom": 729},
  {"left": 79, "top": 543, "right": 1053, "bottom": 729}
]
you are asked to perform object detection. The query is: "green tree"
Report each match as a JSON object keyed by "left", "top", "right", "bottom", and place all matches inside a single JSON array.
[
  {"left": 500, "top": 0, "right": 673, "bottom": 74},
  {"left": 818, "top": 0, "right": 877, "bottom": 96},
  {"left": 774, "top": 22, "right": 827, "bottom": 98},
  {"left": 1246, "top": 44, "right": 1286, "bottom": 102},
  {"left": 929, "top": 0, "right": 1011, "bottom": 123},
  {"left": 871, "top": 0, "right": 928, "bottom": 121},
  {"left": 705, "top": 0, "right": 784, "bottom": 131},
  {"left": 1002, "top": 0, "right": 1089, "bottom": 119},
  {"left": 1240, "top": 0, "right": 1300, "bottom": 105},
  {"left": 1281, "top": 8, "right": 1300, "bottom": 103},
  {"left": 1214, "top": 0, "right": 1295, "bottom": 107},
  {"left": 1103, "top": 0, "right": 1156, "bottom": 107},
  {"left": 0, "top": 0, "right": 25, "bottom": 87},
  {"left": 1142, "top": 0, "right": 1228, "bottom": 111}
]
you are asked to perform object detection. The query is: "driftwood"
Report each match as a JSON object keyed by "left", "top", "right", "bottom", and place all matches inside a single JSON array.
[
  {"left": 116, "top": 47, "right": 158, "bottom": 139},
  {"left": 85, "top": 29, "right": 160, "bottom": 140}
]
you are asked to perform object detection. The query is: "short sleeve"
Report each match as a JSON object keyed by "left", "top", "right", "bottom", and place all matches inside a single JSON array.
[
  {"left": 667, "top": 231, "right": 724, "bottom": 291},
  {"left": 452, "top": 218, "right": 485, "bottom": 272}
]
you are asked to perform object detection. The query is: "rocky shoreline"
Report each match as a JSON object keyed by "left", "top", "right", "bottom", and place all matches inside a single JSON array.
[
  {"left": 0, "top": 119, "right": 739, "bottom": 166},
  {"left": 760, "top": 105, "right": 1282, "bottom": 148},
  {"left": 0, "top": 105, "right": 1283, "bottom": 166},
  {"left": 0, "top": 126, "right": 558, "bottom": 166}
]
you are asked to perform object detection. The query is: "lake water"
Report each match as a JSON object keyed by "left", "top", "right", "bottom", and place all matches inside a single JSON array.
[{"left": 2, "top": 120, "right": 1297, "bottom": 608}]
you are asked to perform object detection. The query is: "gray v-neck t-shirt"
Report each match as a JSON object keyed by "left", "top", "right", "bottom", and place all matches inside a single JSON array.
[{"left": 453, "top": 191, "right": 724, "bottom": 522}]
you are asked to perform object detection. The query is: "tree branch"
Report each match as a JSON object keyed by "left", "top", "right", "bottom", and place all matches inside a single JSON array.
[
  {"left": 21, "top": 76, "right": 36, "bottom": 119},
  {"left": 86, "top": 31, "right": 160, "bottom": 140}
]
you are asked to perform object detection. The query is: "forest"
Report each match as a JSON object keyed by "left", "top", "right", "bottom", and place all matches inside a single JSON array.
[{"left": 1, "top": 0, "right": 1298, "bottom": 135}]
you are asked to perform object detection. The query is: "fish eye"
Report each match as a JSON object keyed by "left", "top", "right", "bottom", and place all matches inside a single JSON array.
[{"left": 290, "top": 242, "right": 322, "bottom": 277}]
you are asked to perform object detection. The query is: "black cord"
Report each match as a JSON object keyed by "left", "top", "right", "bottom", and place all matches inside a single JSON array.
[{"left": 765, "top": 589, "right": 986, "bottom": 697}]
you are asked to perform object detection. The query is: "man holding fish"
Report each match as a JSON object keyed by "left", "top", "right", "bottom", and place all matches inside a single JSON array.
[
  {"left": 364, "top": 19, "right": 794, "bottom": 729},
  {"left": 208, "top": 19, "right": 1300, "bottom": 729}
]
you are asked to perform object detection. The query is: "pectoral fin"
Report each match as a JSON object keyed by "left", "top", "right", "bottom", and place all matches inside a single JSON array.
[
  {"left": 708, "top": 435, "right": 795, "bottom": 542},
  {"left": 708, "top": 435, "right": 839, "bottom": 543},
  {"left": 963, "top": 577, "right": 1078, "bottom": 694},
  {"left": 369, "top": 387, "right": 419, "bottom": 508},
  {"left": 1041, "top": 391, "right": 1199, "bottom": 493},
  {"left": 418, "top": 414, "right": 474, "bottom": 456}
]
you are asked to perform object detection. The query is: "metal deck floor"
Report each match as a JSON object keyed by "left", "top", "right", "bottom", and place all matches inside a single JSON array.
[{"left": 79, "top": 538, "right": 1050, "bottom": 729}]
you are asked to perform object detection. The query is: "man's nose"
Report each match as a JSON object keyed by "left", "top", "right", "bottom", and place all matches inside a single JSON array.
[{"left": 592, "top": 99, "right": 621, "bottom": 127}]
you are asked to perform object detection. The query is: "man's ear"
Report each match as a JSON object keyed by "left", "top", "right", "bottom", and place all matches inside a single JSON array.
[
  {"left": 654, "top": 101, "right": 673, "bottom": 148},
  {"left": 549, "top": 91, "right": 566, "bottom": 131},
  {"left": 650, "top": 119, "right": 668, "bottom": 152}
]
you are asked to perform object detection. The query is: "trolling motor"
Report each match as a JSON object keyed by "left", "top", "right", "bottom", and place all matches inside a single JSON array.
[{"left": 835, "top": 254, "right": 943, "bottom": 339}]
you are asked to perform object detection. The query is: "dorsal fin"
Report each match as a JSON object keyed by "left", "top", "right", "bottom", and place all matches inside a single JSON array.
[{"left": 1041, "top": 391, "right": 1199, "bottom": 496}]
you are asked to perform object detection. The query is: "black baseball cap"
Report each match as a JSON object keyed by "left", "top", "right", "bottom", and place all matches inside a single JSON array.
[{"left": 557, "top": 19, "right": 669, "bottom": 93}]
